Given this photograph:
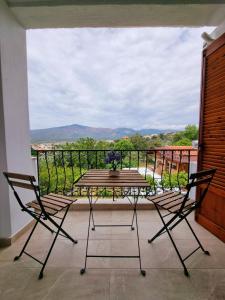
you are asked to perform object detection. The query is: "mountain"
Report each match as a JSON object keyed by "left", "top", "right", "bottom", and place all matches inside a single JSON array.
[{"left": 31, "top": 123, "right": 172, "bottom": 143}]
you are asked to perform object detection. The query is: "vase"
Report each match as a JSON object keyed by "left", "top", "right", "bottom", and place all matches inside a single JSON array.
[{"left": 109, "top": 170, "right": 120, "bottom": 177}]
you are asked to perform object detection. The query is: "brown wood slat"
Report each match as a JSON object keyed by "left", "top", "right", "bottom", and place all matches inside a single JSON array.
[
  {"left": 41, "top": 197, "right": 68, "bottom": 208},
  {"left": 5, "top": 172, "right": 36, "bottom": 181},
  {"left": 210, "top": 182, "right": 225, "bottom": 191},
  {"left": 205, "top": 84, "right": 225, "bottom": 96},
  {"left": 205, "top": 69, "right": 225, "bottom": 81},
  {"left": 202, "top": 161, "right": 225, "bottom": 171},
  {"left": 170, "top": 199, "right": 196, "bottom": 213},
  {"left": 204, "top": 94, "right": 225, "bottom": 104},
  {"left": 77, "top": 182, "right": 149, "bottom": 187},
  {"left": 155, "top": 194, "right": 184, "bottom": 206},
  {"left": 204, "top": 93, "right": 225, "bottom": 103},
  {"left": 203, "top": 140, "right": 225, "bottom": 144},
  {"left": 203, "top": 117, "right": 225, "bottom": 123},
  {"left": 44, "top": 194, "right": 73, "bottom": 204},
  {"left": 203, "top": 155, "right": 225, "bottom": 164},
  {"left": 10, "top": 181, "right": 36, "bottom": 191},
  {"left": 205, "top": 63, "right": 225, "bottom": 76},
  {"left": 163, "top": 197, "right": 184, "bottom": 210},
  {"left": 203, "top": 110, "right": 225, "bottom": 118},
  {"left": 80, "top": 176, "right": 145, "bottom": 180},
  {"left": 205, "top": 92, "right": 225, "bottom": 102},
  {"left": 26, "top": 202, "right": 57, "bottom": 215},
  {"left": 203, "top": 129, "right": 225, "bottom": 135},
  {"left": 147, "top": 191, "right": 174, "bottom": 201},
  {"left": 203, "top": 120, "right": 225, "bottom": 127},
  {"left": 204, "top": 106, "right": 225, "bottom": 115},
  {"left": 148, "top": 191, "right": 180, "bottom": 204},
  {"left": 49, "top": 193, "right": 74, "bottom": 200},
  {"left": 205, "top": 85, "right": 225, "bottom": 96},
  {"left": 203, "top": 124, "right": 225, "bottom": 131},
  {"left": 204, "top": 147, "right": 225, "bottom": 153},
  {"left": 203, "top": 113, "right": 225, "bottom": 120},
  {"left": 80, "top": 178, "right": 146, "bottom": 182},
  {"left": 76, "top": 169, "right": 149, "bottom": 188},
  {"left": 33, "top": 200, "right": 62, "bottom": 211},
  {"left": 83, "top": 170, "right": 141, "bottom": 175},
  {"left": 205, "top": 72, "right": 225, "bottom": 85},
  {"left": 41, "top": 199, "right": 67, "bottom": 209},
  {"left": 206, "top": 40, "right": 225, "bottom": 57},
  {"left": 83, "top": 173, "right": 143, "bottom": 177},
  {"left": 203, "top": 115, "right": 225, "bottom": 122}
]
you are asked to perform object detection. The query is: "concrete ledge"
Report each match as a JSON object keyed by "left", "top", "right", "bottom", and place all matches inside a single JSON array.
[
  {"left": 0, "top": 219, "right": 35, "bottom": 248},
  {"left": 70, "top": 202, "right": 155, "bottom": 210}
]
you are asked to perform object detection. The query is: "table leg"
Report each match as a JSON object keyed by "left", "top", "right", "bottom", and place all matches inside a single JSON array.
[
  {"left": 80, "top": 187, "right": 92, "bottom": 275},
  {"left": 134, "top": 190, "right": 146, "bottom": 276},
  {"left": 130, "top": 197, "right": 136, "bottom": 231},
  {"left": 81, "top": 187, "right": 146, "bottom": 276}
]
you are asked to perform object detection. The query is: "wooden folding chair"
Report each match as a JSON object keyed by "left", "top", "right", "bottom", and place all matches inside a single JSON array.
[
  {"left": 147, "top": 168, "right": 216, "bottom": 276},
  {"left": 4, "top": 171, "right": 78, "bottom": 279}
]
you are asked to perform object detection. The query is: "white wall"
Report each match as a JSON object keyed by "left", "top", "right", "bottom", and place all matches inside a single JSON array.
[
  {"left": 189, "top": 161, "right": 197, "bottom": 200},
  {"left": 211, "top": 19, "right": 225, "bottom": 40},
  {"left": 0, "top": 0, "right": 33, "bottom": 241}
]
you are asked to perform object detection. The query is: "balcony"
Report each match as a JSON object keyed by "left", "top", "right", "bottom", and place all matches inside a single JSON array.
[{"left": 1, "top": 1, "right": 225, "bottom": 299}]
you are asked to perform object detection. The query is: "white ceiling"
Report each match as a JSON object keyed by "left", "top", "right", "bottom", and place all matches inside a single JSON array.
[{"left": 6, "top": 1, "right": 225, "bottom": 29}]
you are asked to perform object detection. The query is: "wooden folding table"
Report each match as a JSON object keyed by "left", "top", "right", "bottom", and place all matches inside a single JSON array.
[{"left": 75, "top": 169, "right": 149, "bottom": 276}]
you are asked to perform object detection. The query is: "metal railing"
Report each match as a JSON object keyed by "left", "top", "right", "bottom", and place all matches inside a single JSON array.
[{"left": 35, "top": 148, "right": 197, "bottom": 196}]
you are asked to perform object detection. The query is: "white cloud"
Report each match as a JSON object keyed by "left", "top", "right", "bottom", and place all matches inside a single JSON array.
[{"left": 27, "top": 27, "right": 213, "bottom": 130}]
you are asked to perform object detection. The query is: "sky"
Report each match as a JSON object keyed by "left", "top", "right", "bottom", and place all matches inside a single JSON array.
[{"left": 27, "top": 27, "right": 213, "bottom": 131}]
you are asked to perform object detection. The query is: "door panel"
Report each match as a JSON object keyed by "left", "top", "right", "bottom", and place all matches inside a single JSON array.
[{"left": 196, "top": 33, "right": 225, "bottom": 243}]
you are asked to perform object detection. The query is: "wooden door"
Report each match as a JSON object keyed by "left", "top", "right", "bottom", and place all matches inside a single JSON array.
[{"left": 196, "top": 33, "right": 225, "bottom": 242}]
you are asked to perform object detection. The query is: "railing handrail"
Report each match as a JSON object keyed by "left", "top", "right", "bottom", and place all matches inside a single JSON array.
[
  {"left": 33, "top": 148, "right": 198, "bottom": 152},
  {"left": 35, "top": 147, "right": 197, "bottom": 196}
]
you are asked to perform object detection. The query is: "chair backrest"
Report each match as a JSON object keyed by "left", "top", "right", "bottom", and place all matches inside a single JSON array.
[
  {"left": 179, "top": 168, "right": 216, "bottom": 213},
  {"left": 3, "top": 172, "right": 45, "bottom": 213}
]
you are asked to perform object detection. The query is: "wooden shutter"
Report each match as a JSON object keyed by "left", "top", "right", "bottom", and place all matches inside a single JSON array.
[{"left": 196, "top": 33, "right": 225, "bottom": 242}]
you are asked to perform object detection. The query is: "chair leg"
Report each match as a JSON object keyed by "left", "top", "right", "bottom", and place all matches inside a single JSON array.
[
  {"left": 48, "top": 214, "right": 78, "bottom": 244},
  {"left": 184, "top": 217, "right": 210, "bottom": 255},
  {"left": 91, "top": 209, "right": 96, "bottom": 231},
  {"left": 148, "top": 207, "right": 177, "bottom": 243},
  {"left": 38, "top": 206, "right": 70, "bottom": 279},
  {"left": 169, "top": 216, "right": 183, "bottom": 231},
  {"left": 153, "top": 206, "right": 189, "bottom": 276},
  {"left": 14, "top": 214, "right": 41, "bottom": 261}
]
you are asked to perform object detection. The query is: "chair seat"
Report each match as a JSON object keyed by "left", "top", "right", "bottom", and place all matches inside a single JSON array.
[
  {"left": 26, "top": 193, "right": 76, "bottom": 216},
  {"left": 147, "top": 191, "right": 196, "bottom": 213}
]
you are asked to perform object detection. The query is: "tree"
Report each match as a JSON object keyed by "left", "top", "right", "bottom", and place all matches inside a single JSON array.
[
  {"left": 95, "top": 140, "right": 113, "bottom": 150},
  {"left": 174, "top": 137, "right": 192, "bottom": 146},
  {"left": 130, "top": 134, "right": 148, "bottom": 150},
  {"left": 114, "top": 139, "right": 134, "bottom": 151},
  {"left": 171, "top": 124, "right": 198, "bottom": 146},
  {"left": 75, "top": 137, "right": 96, "bottom": 150},
  {"left": 172, "top": 132, "right": 184, "bottom": 144},
  {"left": 148, "top": 136, "right": 164, "bottom": 148},
  {"left": 183, "top": 124, "right": 198, "bottom": 141}
]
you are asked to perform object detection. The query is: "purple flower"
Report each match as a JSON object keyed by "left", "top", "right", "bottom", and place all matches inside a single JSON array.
[{"left": 105, "top": 151, "right": 121, "bottom": 170}]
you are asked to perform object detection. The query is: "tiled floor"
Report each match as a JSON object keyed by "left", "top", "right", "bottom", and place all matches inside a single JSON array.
[{"left": 0, "top": 210, "right": 225, "bottom": 300}]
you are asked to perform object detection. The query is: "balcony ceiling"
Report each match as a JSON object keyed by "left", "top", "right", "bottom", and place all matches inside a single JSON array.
[{"left": 6, "top": 0, "right": 225, "bottom": 29}]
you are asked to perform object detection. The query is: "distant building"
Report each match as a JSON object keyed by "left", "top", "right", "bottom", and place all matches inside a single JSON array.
[
  {"left": 144, "top": 134, "right": 158, "bottom": 139},
  {"left": 152, "top": 146, "right": 198, "bottom": 174},
  {"left": 32, "top": 143, "right": 55, "bottom": 151},
  {"left": 105, "top": 140, "right": 115, "bottom": 143}
]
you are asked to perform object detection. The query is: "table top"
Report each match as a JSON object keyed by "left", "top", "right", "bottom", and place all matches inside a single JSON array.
[{"left": 75, "top": 169, "right": 150, "bottom": 188}]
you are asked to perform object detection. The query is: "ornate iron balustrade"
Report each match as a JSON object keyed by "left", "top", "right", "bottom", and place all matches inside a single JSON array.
[{"left": 35, "top": 148, "right": 197, "bottom": 196}]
